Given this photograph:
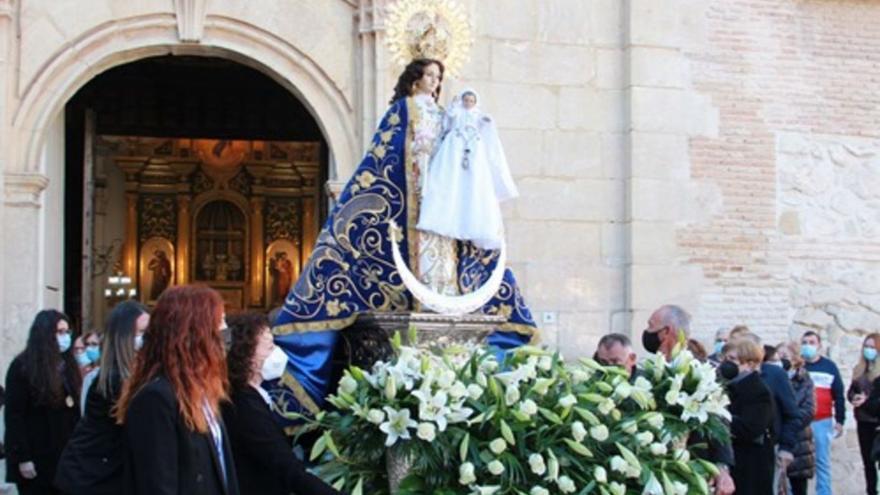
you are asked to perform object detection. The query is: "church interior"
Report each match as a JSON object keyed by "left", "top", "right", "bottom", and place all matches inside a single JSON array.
[{"left": 63, "top": 56, "right": 328, "bottom": 331}]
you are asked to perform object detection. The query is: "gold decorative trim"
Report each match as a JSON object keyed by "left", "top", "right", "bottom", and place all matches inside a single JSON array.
[
  {"left": 280, "top": 369, "right": 320, "bottom": 414},
  {"left": 273, "top": 314, "right": 359, "bottom": 335},
  {"left": 404, "top": 97, "right": 423, "bottom": 311}
]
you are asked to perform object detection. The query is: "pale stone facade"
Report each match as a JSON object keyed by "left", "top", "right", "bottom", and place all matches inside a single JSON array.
[{"left": 0, "top": 0, "right": 878, "bottom": 491}]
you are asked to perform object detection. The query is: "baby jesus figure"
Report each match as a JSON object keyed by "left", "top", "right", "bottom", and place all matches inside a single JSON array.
[{"left": 416, "top": 88, "right": 518, "bottom": 251}]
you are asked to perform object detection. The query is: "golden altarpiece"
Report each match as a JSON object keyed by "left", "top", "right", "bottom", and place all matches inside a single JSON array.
[{"left": 103, "top": 136, "right": 321, "bottom": 311}]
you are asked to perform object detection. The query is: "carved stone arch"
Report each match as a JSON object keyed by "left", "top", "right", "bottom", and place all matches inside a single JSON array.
[{"left": 10, "top": 13, "right": 358, "bottom": 186}]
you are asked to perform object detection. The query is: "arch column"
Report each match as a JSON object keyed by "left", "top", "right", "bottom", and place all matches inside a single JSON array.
[{"left": 2, "top": 172, "right": 49, "bottom": 375}]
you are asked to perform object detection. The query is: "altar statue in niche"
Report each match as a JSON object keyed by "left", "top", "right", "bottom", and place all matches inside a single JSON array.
[{"left": 147, "top": 249, "right": 172, "bottom": 300}]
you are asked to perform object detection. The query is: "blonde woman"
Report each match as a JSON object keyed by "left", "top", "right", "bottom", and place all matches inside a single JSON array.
[
  {"left": 721, "top": 339, "right": 775, "bottom": 495},
  {"left": 848, "top": 332, "right": 880, "bottom": 495}
]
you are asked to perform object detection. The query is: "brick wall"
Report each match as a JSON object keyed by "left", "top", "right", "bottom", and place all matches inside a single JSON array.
[{"left": 683, "top": 2, "right": 880, "bottom": 491}]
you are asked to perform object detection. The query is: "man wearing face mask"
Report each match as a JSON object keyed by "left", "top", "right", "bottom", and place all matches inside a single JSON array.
[
  {"left": 801, "top": 330, "right": 845, "bottom": 495},
  {"left": 222, "top": 313, "right": 341, "bottom": 495},
  {"left": 642, "top": 305, "right": 735, "bottom": 495},
  {"left": 707, "top": 327, "right": 730, "bottom": 366}
]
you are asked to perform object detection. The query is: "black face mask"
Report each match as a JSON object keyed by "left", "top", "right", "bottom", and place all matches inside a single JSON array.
[
  {"left": 719, "top": 361, "right": 740, "bottom": 381},
  {"left": 781, "top": 358, "right": 792, "bottom": 372},
  {"left": 642, "top": 328, "right": 663, "bottom": 353}
]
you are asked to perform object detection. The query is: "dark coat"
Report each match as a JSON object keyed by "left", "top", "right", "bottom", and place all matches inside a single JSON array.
[
  {"left": 759, "top": 362, "right": 800, "bottom": 452},
  {"left": 122, "top": 376, "right": 239, "bottom": 495},
  {"left": 54, "top": 373, "right": 124, "bottom": 495},
  {"left": 728, "top": 371, "right": 776, "bottom": 495},
  {"left": 3, "top": 355, "right": 80, "bottom": 487},
  {"left": 221, "top": 386, "right": 340, "bottom": 495},
  {"left": 859, "top": 375, "right": 880, "bottom": 419},
  {"left": 786, "top": 367, "right": 816, "bottom": 479},
  {"left": 849, "top": 373, "right": 880, "bottom": 424}
]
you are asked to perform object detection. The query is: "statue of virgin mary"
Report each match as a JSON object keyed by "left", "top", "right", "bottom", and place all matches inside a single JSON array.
[{"left": 270, "top": 59, "right": 536, "bottom": 418}]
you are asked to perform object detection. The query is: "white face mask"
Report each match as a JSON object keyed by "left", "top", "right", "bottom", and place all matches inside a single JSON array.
[
  {"left": 260, "top": 346, "right": 288, "bottom": 381},
  {"left": 134, "top": 334, "right": 145, "bottom": 351}
]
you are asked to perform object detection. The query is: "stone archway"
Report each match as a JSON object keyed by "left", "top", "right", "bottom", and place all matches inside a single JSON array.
[
  {"left": 0, "top": 11, "right": 361, "bottom": 374},
  {"left": 9, "top": 13, "right": 358, "bottom": 181}
]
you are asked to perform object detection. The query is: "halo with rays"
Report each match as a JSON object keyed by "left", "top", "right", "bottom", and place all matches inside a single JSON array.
[{"left": 384, "top": 0, "right": 473, "bottom": 76}]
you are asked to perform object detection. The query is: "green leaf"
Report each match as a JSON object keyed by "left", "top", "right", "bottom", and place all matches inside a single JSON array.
[
  {"left": 501, "top": 420, "right": 516, "bottom": 446},
  {"left": 615, "top": 442, "right": 640, "bottom": 468},
  {"left": 538, "top": 408, "right": 563, "bottom": 425},
  {"left": 310, "top": 433, "right": 327, "bottom": 461},
  {"left": 392, "top": 331, "right": 402, "bottom": 350},
  {"left": 488, "top": 376, "right": 501, "bottom": 400},
  {"left": 563, "top": 438, "right": 593, "bottom": 457},
  {"left": 573, "top": 407, "right": 600, "bottom": 426},
  {"left": 332, "top": 478, "right": 345, "bottom": 491},
  {"left": 460, "top": 432, "right": 470, "bottom": 462},
  {"left": 282, "top": 411, "right": 304, "bottom": 421},
  {"left": 511, "top": 410, "right": 531, "bottom": 423},
  {"left": 324, "top": 432, "right": 340, "bottom": 457},
  {"left": 579, "top": 393, "right": 606, "bottom": 403},
  {"left": 352, "top": 477, "right": 364, "bottom": 495},
  {"left": 408, "top": 323, "right": 418, "bottom": 344},
  {"left": 662, "top": 472, "right": 675, "bottom": 494},
  {"left": 696, "top": 459, "right": 720, "bottom": 477}
]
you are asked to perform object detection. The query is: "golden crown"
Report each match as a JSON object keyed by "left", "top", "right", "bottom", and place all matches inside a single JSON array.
[{"left": 384, "top": 0, "right": 473, "bottom": 76}]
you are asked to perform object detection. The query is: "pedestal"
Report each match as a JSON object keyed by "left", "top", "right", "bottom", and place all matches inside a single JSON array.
[{"left": 337, "top": 311, "right": 505, "bottom": 369}]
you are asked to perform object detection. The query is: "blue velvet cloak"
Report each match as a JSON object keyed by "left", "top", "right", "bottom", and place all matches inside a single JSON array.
[{"left": 270, "top": 97, "right": 536, "bottom": 418}]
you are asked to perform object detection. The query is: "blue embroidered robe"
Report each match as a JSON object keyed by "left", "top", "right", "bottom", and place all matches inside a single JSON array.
[{"left": 270, "top": 97, "right": 536, "bottom": 418}]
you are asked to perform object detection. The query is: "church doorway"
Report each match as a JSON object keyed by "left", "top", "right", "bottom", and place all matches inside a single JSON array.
[{"left": 63, "top": 55, "right": 328, "bottom": 331}]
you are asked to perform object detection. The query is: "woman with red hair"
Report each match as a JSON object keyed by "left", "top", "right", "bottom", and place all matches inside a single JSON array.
[{"left": 114, "top": 285, "right": 238, "bottom": 495}]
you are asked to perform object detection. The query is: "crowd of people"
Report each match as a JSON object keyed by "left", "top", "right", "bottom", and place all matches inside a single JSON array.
[
  {"left": 2, "top": 286, "right": 340, "bottom": 495},
  {"left": 595, "top": 306, "right": 874, "bottom": 495},
  {"left": 1, "top": 293, "right": 877, "bottom": 495}
]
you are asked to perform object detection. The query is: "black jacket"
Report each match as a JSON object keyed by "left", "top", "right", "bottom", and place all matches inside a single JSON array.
[
  {"left": 122, "top": 376, "right": 239, "bottom": 495},
  {"left": 759, "top": 362, "right": 800, "bottom": 452},
  {"left": 54, "top": 373, "right": 124, "bottom": 494},
  {"left": 848, "top": 373, "right": 880, "bottom": 424},
  {"left": 4, "top": 354, "right": 80, "bottom": 486},
  {"left": 728, "top": 371, "right": 776, "bottom": 495},
  {"left": 221, "top": 386, "right": 340, "bottom": 495},
  {"left": 858, "top": 375, "right": 880, "bottom": 419},
  {"left": 786, "top": 367, "right": 816, "bottom": 479}
]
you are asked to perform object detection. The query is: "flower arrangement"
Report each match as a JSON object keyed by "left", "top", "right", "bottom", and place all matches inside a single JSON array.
[{"left": 293, "top": 335, "right": 730, "bottom": 495}]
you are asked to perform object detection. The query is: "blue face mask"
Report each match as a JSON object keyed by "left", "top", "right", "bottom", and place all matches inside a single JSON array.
[
  {"left": 800, "top": 344, "right": 818, "bottom": 360},
  {"left": 864, "top": 347, "right": 878, "bottom": 362},
  {"left": 86, "top": 345, "right": 101, "bottom": 363},
  {"left": 75, "top": 351, "right": 91, "bottom": 367},
  {"left": 713, "top": 341, "right": 725, "bottom": 355},
  {"left": 57, "top": 333, "right": 72, "bottom": 353}
]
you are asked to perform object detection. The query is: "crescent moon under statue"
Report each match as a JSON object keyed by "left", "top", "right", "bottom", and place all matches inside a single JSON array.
[{"left": 389, "top": 221, "right": 506, "bottom": 315}]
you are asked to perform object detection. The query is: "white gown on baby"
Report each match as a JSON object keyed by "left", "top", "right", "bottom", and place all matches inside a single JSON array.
[{"left": 416, "top": 89, "right": 518, "bottom": 250}]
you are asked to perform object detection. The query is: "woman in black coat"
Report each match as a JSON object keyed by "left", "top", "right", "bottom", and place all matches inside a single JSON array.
[
  {"left": 777, "top": 342, "right": 816, "bottom": 495},
  {"left": 721, "top": 339, "right": 776, "bottom": 495},
  {"left": 54, "top": 300, "right": 149, "bottom": 495},
  {"left": 4, "top": 310, "right": 82, "bottom": 495},
  {"left": 222, "top": 312, "right": 340, "bottom": 495},
  {"left": 114, "top": 286, "right": 239, "bottom": 495}
]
